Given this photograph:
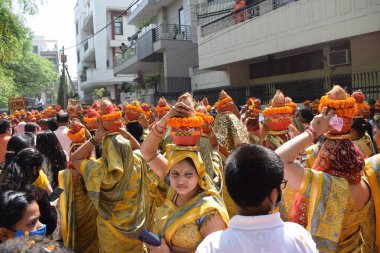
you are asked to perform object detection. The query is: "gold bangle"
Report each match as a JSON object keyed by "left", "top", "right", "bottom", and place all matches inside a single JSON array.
[{"left": 146, "top": 151, "right": 159, "bottom": 163}]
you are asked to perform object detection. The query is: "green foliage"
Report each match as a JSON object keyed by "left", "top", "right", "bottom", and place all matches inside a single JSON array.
[
  {"left": 92, "top": 88, "right": 110, "bottom": 100},
  {"left": 0, "top": 0, "right": 59, "bottom": 108},
  {"left": 136, "top": 16, "right": 154, "bottom": 30}
]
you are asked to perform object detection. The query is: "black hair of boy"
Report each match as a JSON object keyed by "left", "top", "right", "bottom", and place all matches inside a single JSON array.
[{"left": 225, "top": 144, "right": 284, "bottom": 208}]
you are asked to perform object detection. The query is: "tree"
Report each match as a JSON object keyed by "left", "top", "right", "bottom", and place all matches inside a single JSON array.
[{"left": 92, "top": 88, "right": 110, "bottom": 100}]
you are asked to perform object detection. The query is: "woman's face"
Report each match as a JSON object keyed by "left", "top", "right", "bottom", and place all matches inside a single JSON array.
[
  {"left": 169, "top": 159, "right": 199, "bottom": 195},
  {"left": 14, "top": 201, "right": 42, "bottom": 233},
  {"left": 1, "top": 201, "right": 42, "bottom": 241}
]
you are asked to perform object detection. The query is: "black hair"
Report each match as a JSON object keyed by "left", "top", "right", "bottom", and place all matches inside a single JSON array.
[
  {"left": 0, "top": 120, "right": 10, "bottom": 134},
  {"left": 225, "top": 144, "right": 284, "bottom": 208},
  {"left": 126, "top": 122, "right": 144, "bottom": 143},
  {"left": 24, "top": 123, "right": 37, "bottom": 133},
  {"left": 351, "top": 117, "right": 368, "bottom": 139},
  {"left": 47, "top": 118, "right": 58, "bottom": 132},
  {"left": 0, "top": 191, "right": 36, "bottom": 230},
  {"left": 36, "top": 131, "right": 66, "bottom": 188},
  {"left": 0, "top": 148, "right": 43, "bottom": 192},
  {"left": 56, "top": 112, "right": 69, "bottom": 124},
  {"left": 300, "top": 109, "right": 314, "bottom": 123},
  {"left": 4, "top": 134, "right": 34, "bottom": 167}
]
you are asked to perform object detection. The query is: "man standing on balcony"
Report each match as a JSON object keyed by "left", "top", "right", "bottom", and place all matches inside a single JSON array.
[{"left": 232, "top": 0, "right": 246, "bottom": 23}]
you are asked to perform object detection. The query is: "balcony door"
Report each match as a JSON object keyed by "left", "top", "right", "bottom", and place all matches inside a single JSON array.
[{"left": 178, "top": 7, "right": 186, "bottom": 39}]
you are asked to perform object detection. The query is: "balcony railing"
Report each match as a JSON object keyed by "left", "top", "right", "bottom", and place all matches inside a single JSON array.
[
  {"left": 155, "top": 24, "right": 192, "bottom": 41},
  {"left": 114, "top": 24, "right": 192, "bottom": 67},
  {"left": 127, "top": 0, "right": 144, "bottom": 16},
  {"left": 114, "top": 46, "right": 137, "bottom": 67},
  {"left": 201, "top": 0, "right": 298, "bottom": 36},
  {"left": 197, "top": 0, "right": 236, "bottom": 26}
]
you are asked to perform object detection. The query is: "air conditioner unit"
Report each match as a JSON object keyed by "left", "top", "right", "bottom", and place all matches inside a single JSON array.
[{"left": 328, "top": 49, "right": 351, "bottom": 67}]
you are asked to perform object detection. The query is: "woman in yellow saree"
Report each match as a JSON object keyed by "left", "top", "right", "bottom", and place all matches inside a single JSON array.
[
  {"left": 71, "top": 99, "right": 150, "bottom": 253},
  {"left": 276, "top": 103, "right": 371, "bottom": 253},
  {"left": 140, "top": 101, "right": 229, "bottom": 253}
]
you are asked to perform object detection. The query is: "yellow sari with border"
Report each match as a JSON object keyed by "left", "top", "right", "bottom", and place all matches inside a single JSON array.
[
  {"left": 58, "top": 169, "right": 99, "bottom": 253},
  {"left": 300, "top": 168, "right": 368, "bottom": 253},
  {"left": 79, "top": 133, "right": 150, "bottom": 253},
  {"left": 363, "top": 154, "right": 380, "bottom": 253},
  {"left": 153, "top": 149, "right": 229, "bottom": 252}
]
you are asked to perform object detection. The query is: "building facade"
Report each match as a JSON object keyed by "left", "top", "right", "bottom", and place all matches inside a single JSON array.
[
  {"left": 194, "top": 0, "right": 380, "bottom": 105},
  {"left": 113, "top": 0, "right": 199, "bottom": 104},
  {"left": 32, "top": 36, "right": 60, "bottom": 107},
  {"left": 75, "top": 0, "right": 136, "bottom": 104}
]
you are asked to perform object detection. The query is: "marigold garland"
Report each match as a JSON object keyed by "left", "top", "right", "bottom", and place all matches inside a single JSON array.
[
  {"left": 214, "top": 97, "right": 233, "bottom": 109},
  {"left": 318, "top": 95, "right": 357, "bottom": 117},
  {"left": 67, "top": 127, "right": 86, "bottom": 142},
  {"left": 195, "top": 112, "right": 214, "bottom": 124},
  {"left": 262, "top": 106, "right": 293, "bottom": 117},
  {"left": 100, "top": 111, "right": 122, "bottom": 121},
  {"left": 167, "top": 116, "right": 204, "bottom": 128},
  {"left": 286, "top": 102, "right": 297, "bottom": 108},
  {"left": 375, "top": 101, "right": 380, "bottom": 107},
  {"left": 156, "top": 106, "right": 171, "bottom": 113},
  {"left": 143, "top": 111, "right": 151, "bottom": 117},
  {"left": 356, "top": 102, "right": 370, "bottom": 111},
  {"left": 125, "top": 104, "right": 143, "bottom": 113},
  {"left": 249, "top": 107, "right": 261, "bottom": 114},
  {"left": 83, "top": 116, "right": 97, "bottom": 123}
]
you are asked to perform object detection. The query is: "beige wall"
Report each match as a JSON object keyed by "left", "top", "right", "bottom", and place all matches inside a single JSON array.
[
  {"left": 166, "top": 0, "right": 183, "bottom": 24},
  {"left": 351, "top": 32, "right": 380, "bottom": 72},
  {"left": 198, "top": 0, "right": 380, "bottom": 70}
]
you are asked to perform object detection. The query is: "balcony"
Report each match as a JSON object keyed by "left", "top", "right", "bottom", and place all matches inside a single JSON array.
[
  {"left": 114, "top": 24, "right": 194, "bottom": 75},
  {"left": 82, "top": 37, "right": 95, "bottom": 62},
  {"left": 126, "top": 0, "right": 175, "bottom": 25},
  {"left": 201, "top": 0, "right": 297, "bottom": 36},
  {"left": 197, "top": 0, "right": 236, "bottom": 26}
]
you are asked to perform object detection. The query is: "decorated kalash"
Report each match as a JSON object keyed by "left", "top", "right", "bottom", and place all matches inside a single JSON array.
[
  {"left": 242, "top": 97, "right": 262, "bottom": 144},
  {"left": 139, "top": 92, "right": 229, "bottom": 252},
  {"left": 303, "top": 99, "right": 311, "bottom": 110},
  {"left": 65, "top": 98, "right": 149, "bottom": 253},
  {"left": 350, "top": 90, "right": 376, "bottom": 158},
  {"left": 201, "top": 97, "right": 212, "bottom": 113},
  {"left": 261, "top": 90, "right": 299, "bottom": 150},
  {"left": 213, "top": 90, "right": 249, "bottom": 160}
]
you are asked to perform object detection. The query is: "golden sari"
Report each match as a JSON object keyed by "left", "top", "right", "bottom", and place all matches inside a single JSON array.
[
  {"left": 299, "top": 168, "right": 369, "bottom": 252},
  {"left": 33, "top": 170, "right": 50, "bottom": 192},
  {"left": 79, "top": 133, "right": 150, "bottom": 253},
  {"left": 353, "top": 133, "right": 376, "bottom": 158},
  {"left": 58, "top": 169, "right": 99, "bottom": 253},
  {"left": 153, "top": 150, "right": 229, "bottom": 252},
  {"left": 362, "top": 154, "right": 380, "bottom": 253}
]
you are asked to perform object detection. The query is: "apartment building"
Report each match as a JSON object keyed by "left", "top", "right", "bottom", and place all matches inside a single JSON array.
[
  {"left": 32, "top": 36, "right": 60, "bottom": 106},
  {"left": 75, "top": 0, "right": 136, "bottom": 104},
  {"left": 113, "top": 0, "right": 198, "bottom": 104},
  {"left": 193, "top": 0, "right": 380, "bottom": 105}
]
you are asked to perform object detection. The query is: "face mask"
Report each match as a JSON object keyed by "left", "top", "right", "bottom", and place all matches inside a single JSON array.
[{"left": 15, "top": 224, "right": 46, "bottom": 238}]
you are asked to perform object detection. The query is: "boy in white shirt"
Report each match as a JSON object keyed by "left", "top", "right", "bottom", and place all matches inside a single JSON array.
[{"left": 197, "top": 144, "right": 318, "bottom": 253}]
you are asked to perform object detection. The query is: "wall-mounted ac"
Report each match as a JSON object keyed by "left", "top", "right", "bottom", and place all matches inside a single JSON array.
[{"left": 328, "top": 49, "right": 351, "bottom": 67}]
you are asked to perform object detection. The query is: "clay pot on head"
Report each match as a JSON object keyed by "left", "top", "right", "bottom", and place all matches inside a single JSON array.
[
  {"left": 171, "top": 126, "right": 202, "bottom": 146},
  {"left": 264, "top": 114, "right": 292, "bottom": 131}
]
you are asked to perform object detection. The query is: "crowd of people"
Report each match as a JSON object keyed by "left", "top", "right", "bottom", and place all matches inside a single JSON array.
[{"left": 0, "top": 85, "right": 379, "bottom": 253}]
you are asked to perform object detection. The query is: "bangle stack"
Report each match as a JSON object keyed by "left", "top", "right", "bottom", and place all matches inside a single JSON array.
[
  {"left": 151, "top": 122, "right": 165, "bottom": 138},
  {"left": 89, "top": 137, "right": 99, "bottom": 146},
  {"left": 305, "top": 126, "right": 318, "bottom": 142}
]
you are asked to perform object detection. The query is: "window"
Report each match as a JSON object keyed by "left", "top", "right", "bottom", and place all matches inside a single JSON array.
[
  {"left": 75, "top": 22, "right": 78, "bottom": 35},
  {"left": 178, "top": 7, "right": 184, "bottom": 26},
  {"left": 114, "top": 17, "right": 123, "bottom": 35},
  {"left": 77, "top": 51, "right": 80, "bottom": 63}
]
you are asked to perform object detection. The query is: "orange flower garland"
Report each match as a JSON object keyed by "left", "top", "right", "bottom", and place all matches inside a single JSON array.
[
  {"left": 167, "top": 116, "right": 204, "bottom": 128},
  {"left": 67, "top": 127, "right": 86, "bottom": 142},
  {"left": 249, "top": 107, "right": 261, "bottom": 115},
  {"left": 286, "top": 102, "right": 297, "bottom": 109},
  {"left": 356, "top": 102, "right": 370, "bottom": 111},
  {"left": 375, "top": 101, "right": 380, "bottom": 107},
  {"left": 214, "top": 97, "right": 233, "bottom": 109},
  {"left": 100, "top": 111, "right": 122, "bottom": 121},
  {"left": 318, "top": 95, "right": 357, "bottom": 118},
  {"left": 195, "top": 112, "right": 214, "bottom": 124},
  {"left": 262, "top": 106, "right": 293, "bottom": 117},
  {"left": 156, "top": 106, "right": 171, "bottom": 113},
  {"left": 125, "top": 104, "right": 143, "bottom": 113},
  {"left": 83, "top": 116, "right": 97, "bottom": 123}
]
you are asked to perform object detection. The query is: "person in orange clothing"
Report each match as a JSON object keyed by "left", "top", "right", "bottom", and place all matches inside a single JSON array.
[
  {"left": 0, "top": 120, "right": 11, "bottom": 166},
  {"left": 232, "top": 0, "right": 246, "bottom": 24}
]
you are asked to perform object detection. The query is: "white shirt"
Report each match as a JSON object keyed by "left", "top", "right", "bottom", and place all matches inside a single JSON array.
[
  {"left": 196, "top": 213, "right": 318, "bottom": 253},
  {"left": 54, "top": 126, "right": 71, "bottom": 162}
]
